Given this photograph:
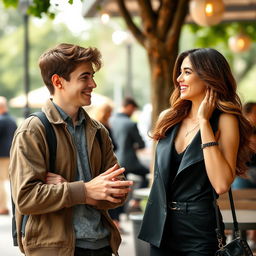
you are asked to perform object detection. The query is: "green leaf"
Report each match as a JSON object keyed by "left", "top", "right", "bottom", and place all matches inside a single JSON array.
[{"left": 2, "top": 0, "right": 18, "bottom": 8}]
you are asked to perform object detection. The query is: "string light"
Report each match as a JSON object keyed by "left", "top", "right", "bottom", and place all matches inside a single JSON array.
[
  {"left": 228, "top": 33, "right": 252, "bottom": 53},
  {"left": 189, "top": 0, "right": 225, "bottom": 26},
  {"left": 205, "top": 3, "right": 213, "bottom": 16},
  {"left": 100, "top": 12, "right": 110, "bottom": 24}
]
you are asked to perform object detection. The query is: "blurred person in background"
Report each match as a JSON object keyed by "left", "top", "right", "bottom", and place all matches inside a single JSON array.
[
  {"left": 0, "top": 96, "right": 17, "bottom": 215},
  {"left": 138, "top": 103, "right": 153, "bottom": 149},
  {"left": 91, "top": 102, "right": 117, "bottom": 150},
  {"left": 232, "top": 102, "right": 256, "bottom": 250},
  {"left": 91, "top": 102, "right": 126, "bottom": 233},
  {"left": 110, "top": 97, "right": 149, "bottom": 212},
  {"left": 232, "top": 102, "right": 256, "bottom": 189}
]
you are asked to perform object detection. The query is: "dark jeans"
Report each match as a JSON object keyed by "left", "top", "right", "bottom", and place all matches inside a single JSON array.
[
  {"left": 150, "top": 204, "right": 219, "bottom": 256},
  {"left": 74, "top": 246, "right": 112, "bottom": 256}
]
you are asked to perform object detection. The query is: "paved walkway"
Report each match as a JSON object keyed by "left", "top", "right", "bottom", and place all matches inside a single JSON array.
[{"left": 0, "top": 213, "right": 136, "bottom": 256}]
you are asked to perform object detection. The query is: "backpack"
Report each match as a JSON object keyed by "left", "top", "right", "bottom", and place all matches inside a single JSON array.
[{"left": 11, "top": 111, "right": 56, "bottom": 246}]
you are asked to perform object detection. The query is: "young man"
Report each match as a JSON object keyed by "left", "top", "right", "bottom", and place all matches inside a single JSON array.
[
  {"left": 9, "top": 43, "right": 133, "bottom": 256},
  {"left": 0, "top": 96, "right": 17, "bottom": 215}
]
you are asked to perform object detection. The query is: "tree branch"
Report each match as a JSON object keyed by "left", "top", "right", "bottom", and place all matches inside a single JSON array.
[
  {"left": 166, "top": 0, "right": 188, "bottom": 52},
  {"left": 137, "top": 0, "right": 157, "bottom": 35},
  {"left": 156, "top": 0, "right": 177, "bottom": 40},
  {"left": 116, "top": 0, "right": 145, "bottom": 47}
]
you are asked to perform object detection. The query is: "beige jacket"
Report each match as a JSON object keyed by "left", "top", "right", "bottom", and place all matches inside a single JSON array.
[{"left": 9, "top": 99, "right": 124, "bottom": 256}]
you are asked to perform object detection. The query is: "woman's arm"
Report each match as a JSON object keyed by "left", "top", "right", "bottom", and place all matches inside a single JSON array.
[
  {"left": 198, "top": 89, "right": 239, "bottom": 194},
  {"left": 200, "top": 114, "right": 239, "bottom": 194}
]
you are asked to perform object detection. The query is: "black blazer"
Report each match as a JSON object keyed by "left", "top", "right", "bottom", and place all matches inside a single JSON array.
[
  {"left": 110, "top": 113, "right": 146, "bottom": 173},
  {"left": 138, "top": 111, "right": 220, "bottom": 247}
]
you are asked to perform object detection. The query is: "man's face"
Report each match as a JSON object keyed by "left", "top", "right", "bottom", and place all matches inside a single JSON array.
[
  {"left": 126, "top": 104, "right": 137, "bottom": 117},
  {"left": 59, "top": 62, "right": 96, "bottom": 107}
]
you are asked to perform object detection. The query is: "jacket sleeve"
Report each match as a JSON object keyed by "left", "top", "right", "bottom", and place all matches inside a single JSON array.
[{"left": 9, "top": 121, "right": 86, "bottom": 215}]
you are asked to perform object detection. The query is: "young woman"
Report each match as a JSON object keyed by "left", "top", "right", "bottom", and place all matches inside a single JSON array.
[{"left": 138, "top": 48, "right": 252, "bottom": 256}]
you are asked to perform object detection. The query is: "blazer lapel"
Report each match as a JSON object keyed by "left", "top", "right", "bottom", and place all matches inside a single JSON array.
[
  {"left": 156, "top": 124, "right": 179, "bottom": 188},
  {"left": 176, "top": 131, "right": 203, "bottom": 177},
  {"left": 175, "top": 109, "right": 221, "bottom": 177}
]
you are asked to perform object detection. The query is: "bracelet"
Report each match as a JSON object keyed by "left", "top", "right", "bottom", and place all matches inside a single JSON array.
[{"left": 201, "top": 141, "right": 219, "bottom": 150}]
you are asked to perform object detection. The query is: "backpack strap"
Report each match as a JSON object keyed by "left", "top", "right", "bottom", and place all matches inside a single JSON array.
[
  {"left": 95, "top": 128, "right": 104, "bottom": 172},
  {"left": 21, "top": 112, "right": 57, "bottom": 238},
  {"left": 30, "top": 111, "right": 56, "bottom": 172}
]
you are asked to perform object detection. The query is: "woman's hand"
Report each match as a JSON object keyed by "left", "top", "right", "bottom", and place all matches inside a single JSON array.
[
  {"left": 198, "top": 88, "right": 216, "bottom": 121},
  {"left": 46, "top": 172, "right": 67, "bottom": 185}
]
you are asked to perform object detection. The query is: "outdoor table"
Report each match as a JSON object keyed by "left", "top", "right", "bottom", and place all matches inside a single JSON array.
[
  {"left": 221, "top": 209, "right": 256, "bottom": 240},
  {"left": 133, "top": 188, "right": 256, "bottom": 241},
  {"left": 133, "top": 187, "right": 150, "bottom": 200}
]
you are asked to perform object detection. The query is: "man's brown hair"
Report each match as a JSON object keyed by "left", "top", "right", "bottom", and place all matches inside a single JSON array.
[
  {"left": 38, "top": 43, "right": 102, "bottom": 95},
  {"left": 122, "top": 97, "right": 138, "bottom": 108}
]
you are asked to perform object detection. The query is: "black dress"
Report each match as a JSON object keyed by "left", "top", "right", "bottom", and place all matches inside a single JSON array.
[
  {"left": 139, "top": 110, "right": 223, "bottom": 256},
  {"left": 150, "top": 145, "right": 218, "bottom": 256}
]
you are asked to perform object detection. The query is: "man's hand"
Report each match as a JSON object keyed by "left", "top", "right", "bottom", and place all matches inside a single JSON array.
[{"left": 84, "top": 164, "right": 133, "bottom": 204}]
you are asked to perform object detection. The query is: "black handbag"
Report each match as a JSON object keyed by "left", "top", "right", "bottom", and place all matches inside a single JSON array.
[{"left": 213, "top": 189, "right": 253, "bottom": 256}]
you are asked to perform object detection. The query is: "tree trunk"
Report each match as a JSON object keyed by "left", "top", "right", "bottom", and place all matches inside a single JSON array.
[
  {"left": 116, "top": 0, "right": 188, "bottom": 124},
  {"left": 147, "top": 43, "right": 178, "bottom": 125}
]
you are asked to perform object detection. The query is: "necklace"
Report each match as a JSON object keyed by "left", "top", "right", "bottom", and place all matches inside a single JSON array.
[{"left": 185, "top": 123, "right": 199, "bottom": 137}]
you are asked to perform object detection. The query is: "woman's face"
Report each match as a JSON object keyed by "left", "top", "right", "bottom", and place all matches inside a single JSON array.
[{"left": 176, "top": 56, "right": 206, "bottom": 101}]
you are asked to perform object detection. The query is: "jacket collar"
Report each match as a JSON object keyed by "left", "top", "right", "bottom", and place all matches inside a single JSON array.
[
  {"left": 156, "top": 122, "right": 203, "bottom": 187},
  {"left": 42, "top": 99, "right": 100, "bottom": 127},
  {"left": 156, "top": 110, "right": 221, "bottom": 187},
  {"left": 42, "top": 99, "right": 102, "bottom": 156},
  {"left": 156, "top": 124, "right": 179, "bottom": 188},
  {"left": 176, "top": 130, "right": 203, "bottom": 176}
]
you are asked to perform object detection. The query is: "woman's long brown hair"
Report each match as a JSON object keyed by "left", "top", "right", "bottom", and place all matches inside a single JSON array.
[{"left": 152, "top": 48, "right": 252, "bottom": 175}]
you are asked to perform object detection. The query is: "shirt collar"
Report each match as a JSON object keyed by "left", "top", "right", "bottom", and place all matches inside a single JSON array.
[{"left": 53, "top": 102, "right": 85, "bottom": 126}]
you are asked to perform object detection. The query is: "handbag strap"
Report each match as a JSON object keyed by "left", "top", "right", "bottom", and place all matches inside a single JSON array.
[
  {"left": 212, "top": 188, "right": 240, "bottom": 248},
  {"left": 227, "top": 189, "right": 239, "bottom": 235}
]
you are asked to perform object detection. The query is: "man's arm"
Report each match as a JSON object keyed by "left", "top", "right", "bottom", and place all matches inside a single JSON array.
[
  {"left": 9, "top": 125, "right": 86, "bottom": 215},
  {"left": 86, "top": 126, "right": 132, "bottom": 209},
  {"left": 46, "top": 166, "right": 132, "bottom": 210},
  {"left": 44, "top": 125, "right": 133, "bottom": 211}
]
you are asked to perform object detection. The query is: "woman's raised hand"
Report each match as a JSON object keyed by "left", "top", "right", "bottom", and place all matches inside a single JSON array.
[{"left": 198, "top": 88, "right": 216, "bottom": 121}]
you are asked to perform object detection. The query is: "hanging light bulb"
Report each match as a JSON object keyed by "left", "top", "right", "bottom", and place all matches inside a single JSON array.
[
  {"left": 189, "top": 0, "right": 225, "bottom": 26},
  {"left": 100, "top": 12, "right": 110, "bottom": 24},
  {"left": 228, "top": 33, "right": 252, "bottom": 53},
  {"left": 205, "top": 3, "right": 213, "bottom": 16}
]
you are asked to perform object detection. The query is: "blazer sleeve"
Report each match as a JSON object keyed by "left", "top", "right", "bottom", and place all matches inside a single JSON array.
[{"left": 130, "top": 122, "right": 145, "bottom": 149}]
